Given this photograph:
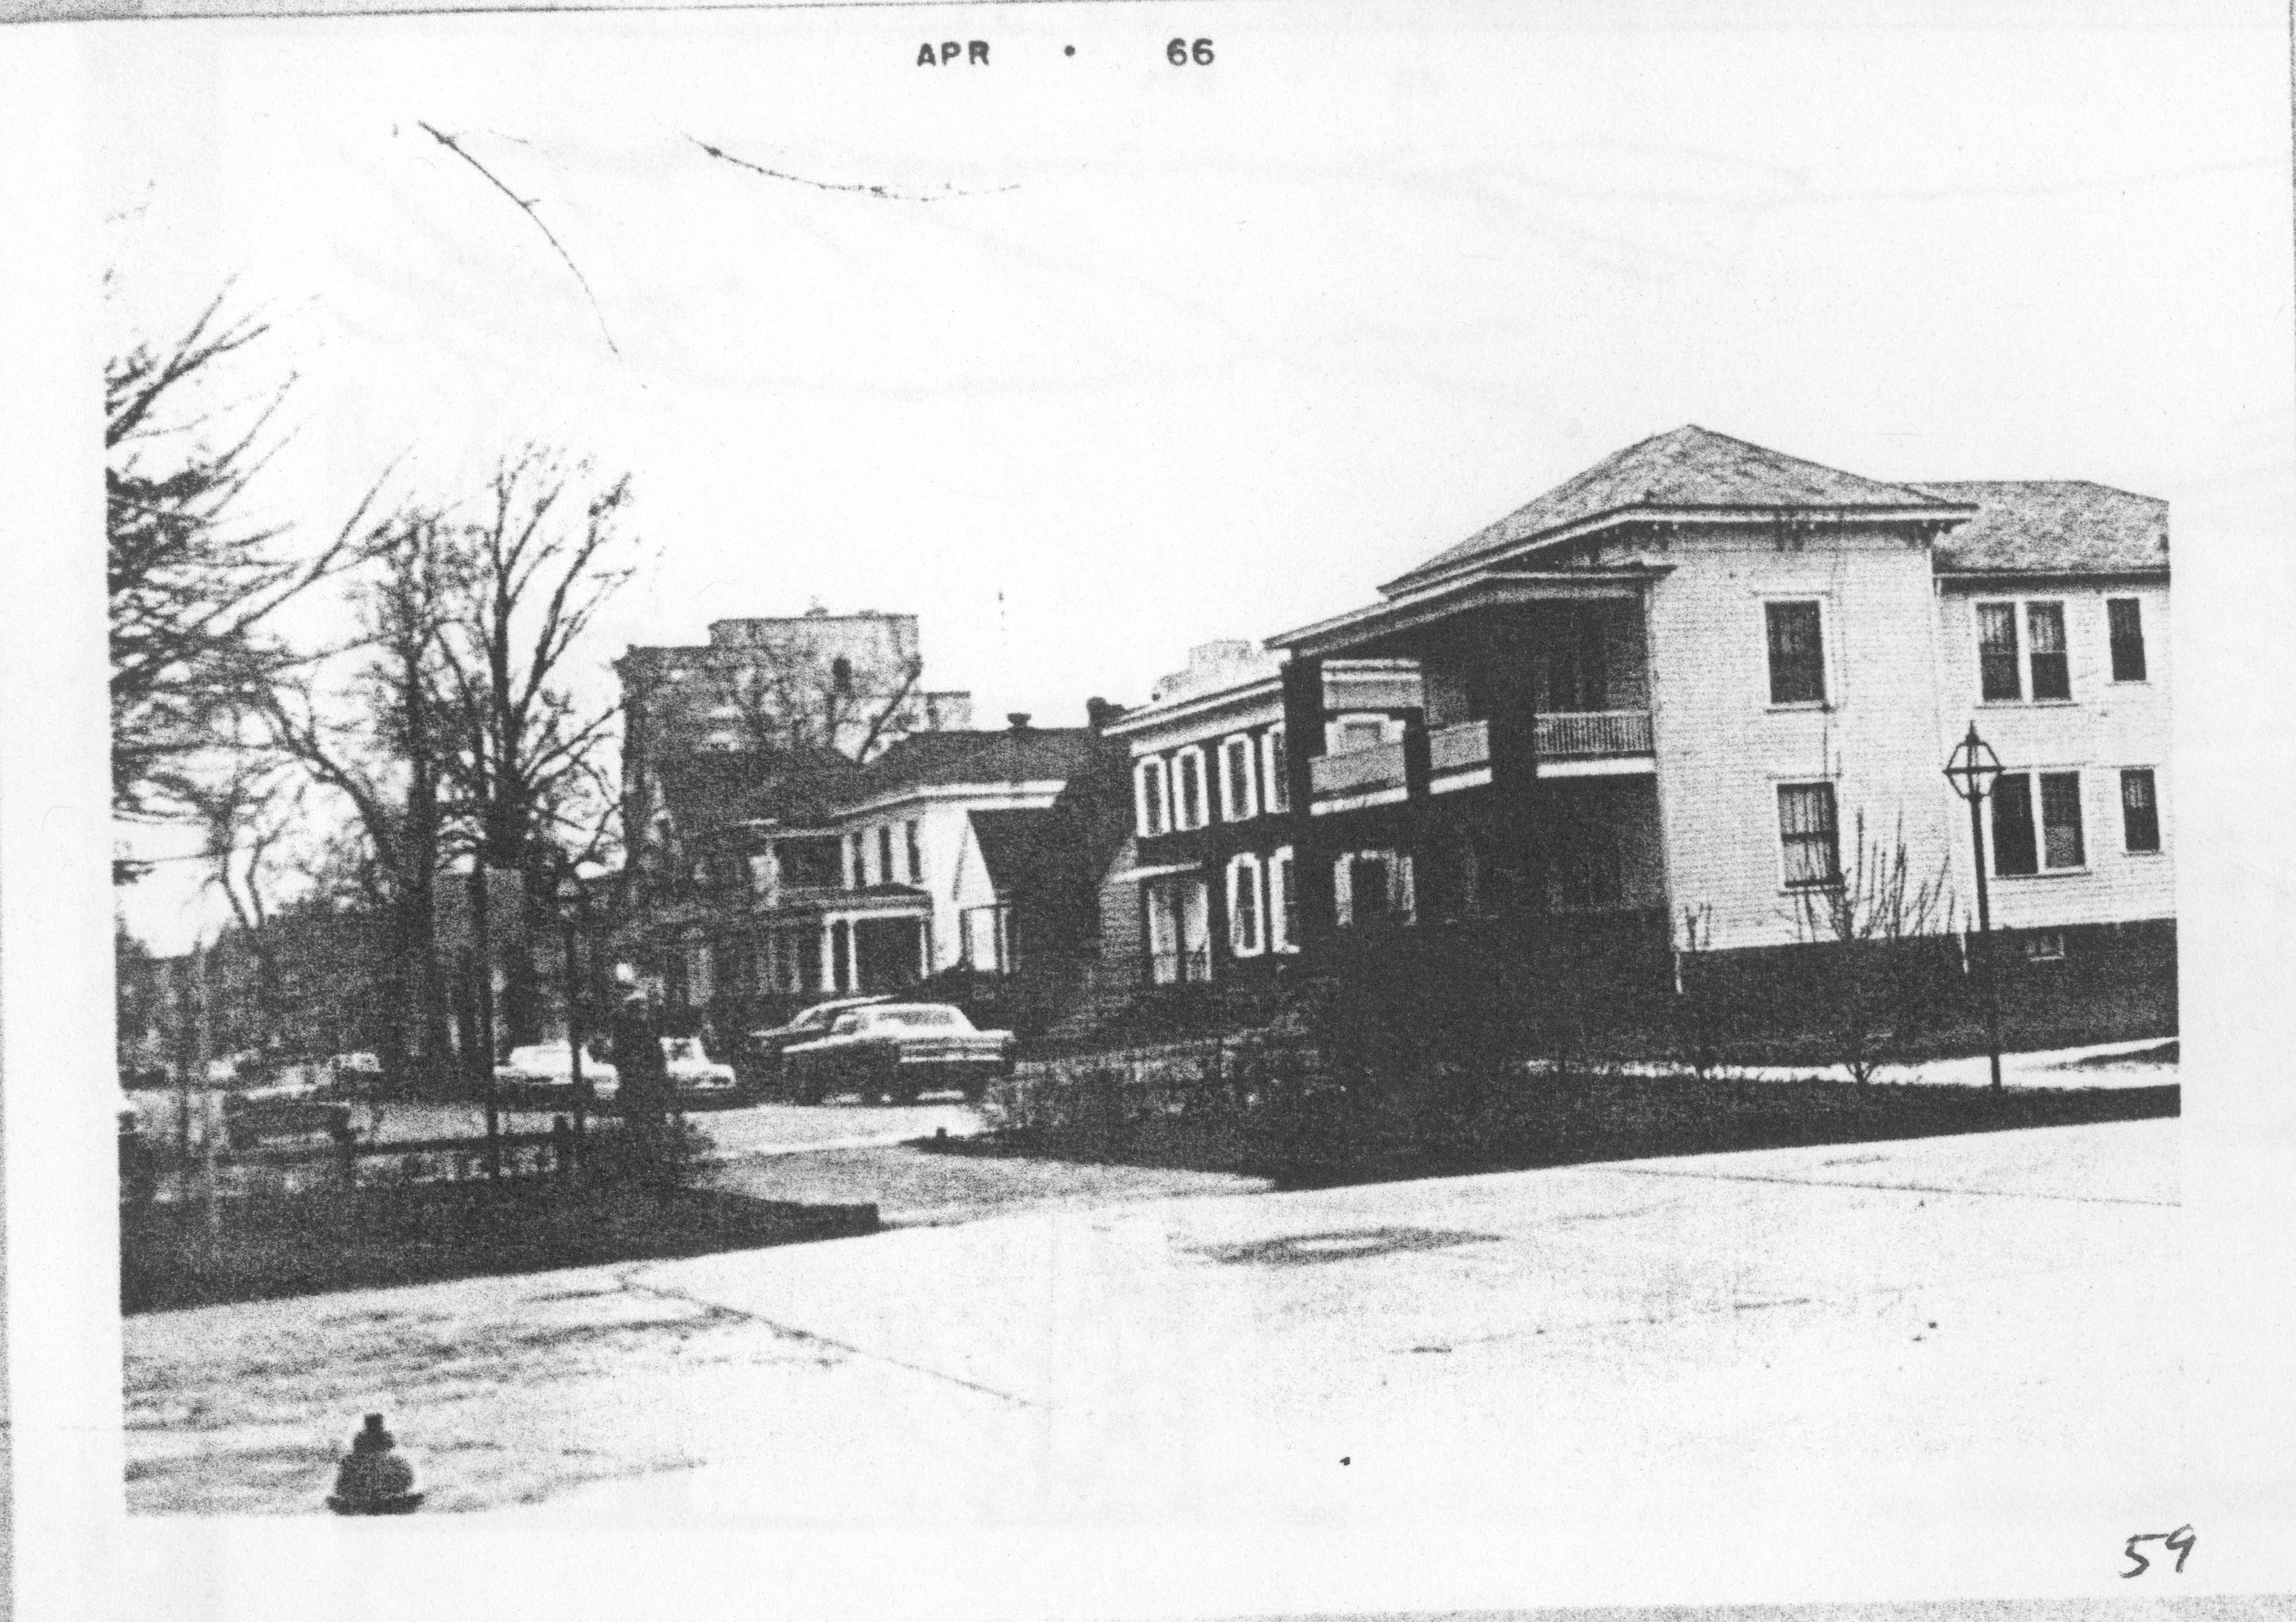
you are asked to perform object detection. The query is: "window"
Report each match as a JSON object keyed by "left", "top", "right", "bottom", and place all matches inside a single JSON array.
[
  {"left": 2023, "top": 930, "right": 2068, "bottom": 964},
  {"left": 1268, "top": 846, "right": 1297, "bottom": 952},
  {"left": 1976, "top": 603, "right": 2022, "bottom": 701},
  {"left": 1226, "top": 852, "right": 1265, "bottom": 957},
  {"left": 2108, "top": 598, "right": 2148, "bottom": 683},
  {"left": 1765, "top": 601, "right": 1826, "bottom": 706},
  {"left": 1217, "top": 734, "right": 1258, "bottom": 822},
  {"left": 877, "top": 826, "right": 895, "bottom": 885},
  {"left": 1144, "top": 877, "right": 1210, "bottom": 984},
  {"left": 1334, "top": 849, "right": 1414, "bottom": 928},
  {"left": 1776, "top": 783, "right": 1841, "bottom": 888},
  {"left": 905, "top": 821, "right": 923, "bottom": 883},
  {"left": 1979, "top": 600, "right": 2071, "bottom": 702},
  {"left": 843, "top": 834, "right": 862, "bottom": 889},
  {"left": 2026, "top": 603, "right": 2070, "bottom": 700},
  {"left": 1991, "top": 773, "right": 2037, "bottom": 875},
  {"left": 2120, "top": 769, "right": 2161, "bottom": 853},
  {"left": 1992, "top": 771, "right": 2086, "bottom": 875},
  {"left": 1134, "top": 757, "right": 1171, "bottom": 837},
  {"left": 1174, "top": 746, "right": 1209, "bottom": 830},
  {"left": 2039, "top": 771, "right": 2085, "bottom": 868},
  {"left": 1261, "top": 726, "right": 1290, "bottom": 813}
]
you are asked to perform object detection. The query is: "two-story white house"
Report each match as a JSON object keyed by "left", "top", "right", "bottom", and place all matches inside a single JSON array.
[
  {"left": 1095, "top": 427, "right": 2173, "bottom": 1031},
  {"left": 630, "top": 712, "right": 1130, "bottom": 1038}
]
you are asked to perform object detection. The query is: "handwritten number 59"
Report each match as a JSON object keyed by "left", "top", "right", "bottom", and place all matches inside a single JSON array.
[
  {"left": 1167, "top": 38, "right": 1214, "bottom": 65},
  {"left": 2122, "top": 1525, "right": 2196, "bottom": 1578}
]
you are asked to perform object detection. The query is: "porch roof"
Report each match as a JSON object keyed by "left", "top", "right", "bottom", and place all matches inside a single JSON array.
[{"left": 1268, "top": 566, "right": 1669, "bottom": 660}]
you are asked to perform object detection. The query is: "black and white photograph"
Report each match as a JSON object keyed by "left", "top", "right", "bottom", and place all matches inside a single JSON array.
[{"left": 4, "top": 1, "right": 2294, "bottom": 1617}]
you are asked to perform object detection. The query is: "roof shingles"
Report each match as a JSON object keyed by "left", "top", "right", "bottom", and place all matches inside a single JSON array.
[
  {"left": 1916, "top": 480, "right": 2170, "bottom": 575},
  {"left": 1389, "top": 424, "right": 1960, "bottom": 588}
]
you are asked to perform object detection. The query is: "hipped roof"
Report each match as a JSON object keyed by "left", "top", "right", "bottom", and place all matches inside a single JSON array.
[{"left": 1388, "top": 424, "right": 1960, "bottom": 590}]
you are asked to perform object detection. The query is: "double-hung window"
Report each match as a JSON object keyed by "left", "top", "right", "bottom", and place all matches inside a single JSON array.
[
  {"left": 1261, "top": 725, "right": 1290, "bottom": 813},
  {"left": 1764, "top": 601, "right": 1826, "bottom": 706},
  {"left": 1268, "top": 846, "right": 1297, "bottom": 951},
  {"left": 1976, "top": 603, "right": 2023, "bottom": 700},
  {"left": 876, "top": 826, "right": 895, "bottom": 885},
  {"left": 905, "top": 821, "right": 923, "bottom": 883},
  {"left": 2025, "top": 604, "right": 2070, "bottom": 700},
  {"left": 1217, "top": 734, "right": 1258, "bottom": 822},
  {"left": 1134, "top": 758, "right": 1171, "bottom": 837},
  {"left": 1173, "top": 747, "right": 1210, "bottom": 831},
  {"left": 1776, "top": 782, "right": 1841, "bottom": 888},
  {"left": 2108, "top": 598, "right": 2148, "bottom": 683},
  {"left": 1226, "top": 852, "right": 1265, "bottom": 957},
  {"left": 1978, "top": 601, "right": 2071, "bottom": 701},
  {"left": 1992, "top": 770, "right": 2086, "bottom": 875},
  {"left": 2120, "top": 768, "right": 2161, "bottom": 853}
]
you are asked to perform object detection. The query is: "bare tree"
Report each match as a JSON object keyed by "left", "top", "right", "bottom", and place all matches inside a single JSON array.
[
  {"left": 107, "top": 288, "right": 378, "bottom": 873},
  {"left": 266, "top": 508, "right": 462, "bottom": 1081},
  {"left": 1791, "top": 813, "right": 1958, "bottom": 1083},
  {"left": 429, "top": 449, "right": 635, "bottom": 1041},
  {"left": 180, "top": 762, "right": 306, "bottom": 1037},
  {"left": 435, "top": 448, "right": 632, "bottom": 874}
]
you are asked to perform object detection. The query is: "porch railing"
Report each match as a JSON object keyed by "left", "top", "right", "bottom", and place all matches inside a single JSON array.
[
  {"left": 1309, "top": 738, "right": 1408, "bottom": 798},
  {"left": 1535, "top": 710, "right": 1653, "bottom": 758},
  {"left": 1429, "top": 719, "right": 1490, "bottom": 775}
]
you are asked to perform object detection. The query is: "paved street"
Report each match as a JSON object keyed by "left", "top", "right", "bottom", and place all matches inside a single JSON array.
[{"left": 126, "top": 1118, "right": 2180, "bottom": 1530}]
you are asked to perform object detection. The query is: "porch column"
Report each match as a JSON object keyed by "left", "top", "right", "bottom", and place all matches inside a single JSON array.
[
  {"left": 818, "top": 919, "right": 837, "bottom": 993},
  {"left": 1488, "top": 691, "right": 1550, "bottom": 926},
  {"left": 1280, "top": 655, "right": 1335, "bottom": 954}
]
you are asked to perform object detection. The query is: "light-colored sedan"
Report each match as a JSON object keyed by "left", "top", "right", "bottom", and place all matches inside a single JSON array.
[
  {"left": 493, "top": 1041, "right": 619, "bottom": 1107},
  {"left": 662, "top": 1037, "right": 740, "bottom": 1105}
]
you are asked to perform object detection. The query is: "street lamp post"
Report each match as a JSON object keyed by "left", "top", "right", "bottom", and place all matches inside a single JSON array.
[
  {"left": 553, "top": 872, "right": 592, "bottom": 1157},
  {"left": 1944, "top": 723, "right": 2006, "bottom": 1090}
]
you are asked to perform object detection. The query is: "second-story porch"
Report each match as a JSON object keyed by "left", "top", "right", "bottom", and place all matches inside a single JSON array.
[{"left": 1286, "top": 575, "right": 1665, "bottom": 814}]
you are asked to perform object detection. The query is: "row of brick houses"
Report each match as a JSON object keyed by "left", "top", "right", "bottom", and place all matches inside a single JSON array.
[{"left": 614, "top": 425, "right": 2173, "bottom": 1050}]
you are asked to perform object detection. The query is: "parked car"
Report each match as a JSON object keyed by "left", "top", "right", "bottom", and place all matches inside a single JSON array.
[
  {"left": 661, "top": 1037, "right": 740, "bottom": 1106},
  {"left": 739, "top": 996, "right": 894, "bottom": 1091},
  {"left": 493, "top": 1041, "right": 619, "bottom": 1108},
  {"left": 220, "top": 1090, "right": 352, "bottom": 1151},
  {"left": 779, "top": 1003, "right": 1015, "bottom": 1105}
]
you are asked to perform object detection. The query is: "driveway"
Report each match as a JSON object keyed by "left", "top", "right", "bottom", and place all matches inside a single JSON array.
[{"left": 125, "top": 1118, "right": 2180, "bottom": 1533}]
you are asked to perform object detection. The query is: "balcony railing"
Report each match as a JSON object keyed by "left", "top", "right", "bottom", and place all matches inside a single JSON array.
[
  {"left": 1307, "top": 712, "right": 1653, "bottom": 801},
  {"left": 1535, "top": 710, "right": 1653, "bottom": 758},
  {"left": 1429, "top": 719, "right": 1490, "bottom": 774},
  {"left": 1309, "top": 738, "right": 1408, "bottom": 798}
]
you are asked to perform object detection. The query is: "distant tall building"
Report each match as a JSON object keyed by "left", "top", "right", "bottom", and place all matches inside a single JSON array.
[{"left": 616, "top": 609, "right": 973, "bottom": 886}]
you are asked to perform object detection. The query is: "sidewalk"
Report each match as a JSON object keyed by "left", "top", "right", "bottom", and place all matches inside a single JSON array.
[{"left": 1531, "top": 1036, "right": 2178, "bottom": 1090}]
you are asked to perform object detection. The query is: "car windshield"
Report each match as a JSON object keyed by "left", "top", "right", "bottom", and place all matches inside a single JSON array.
[
  {"left": 662, "top": 1038, "right": 706, "bottom": 1062},
  {"left": 868, "top": 1008, "right": 962, "bottom": 1029}
]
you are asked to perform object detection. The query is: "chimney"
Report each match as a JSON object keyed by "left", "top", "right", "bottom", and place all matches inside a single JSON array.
[
  {"left": 1084, "top": 696, "right": 1122, "bottom": 732},
  {"left": 1006, "top": 712, "right": 1032, "bottom": 733}
]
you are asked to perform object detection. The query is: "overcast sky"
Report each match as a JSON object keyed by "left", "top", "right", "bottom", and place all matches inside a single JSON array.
[{"left": 89, "top": 2, "right": 2294, "bottom": 951}]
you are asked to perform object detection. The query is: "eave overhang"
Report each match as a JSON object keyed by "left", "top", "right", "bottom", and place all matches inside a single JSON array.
[
  {"left": 1269, "top": 567, "right": 1673, "bottom": 661},
  {"left": 1380, "top": 501, "right": 1977, "bottom": 597}
]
